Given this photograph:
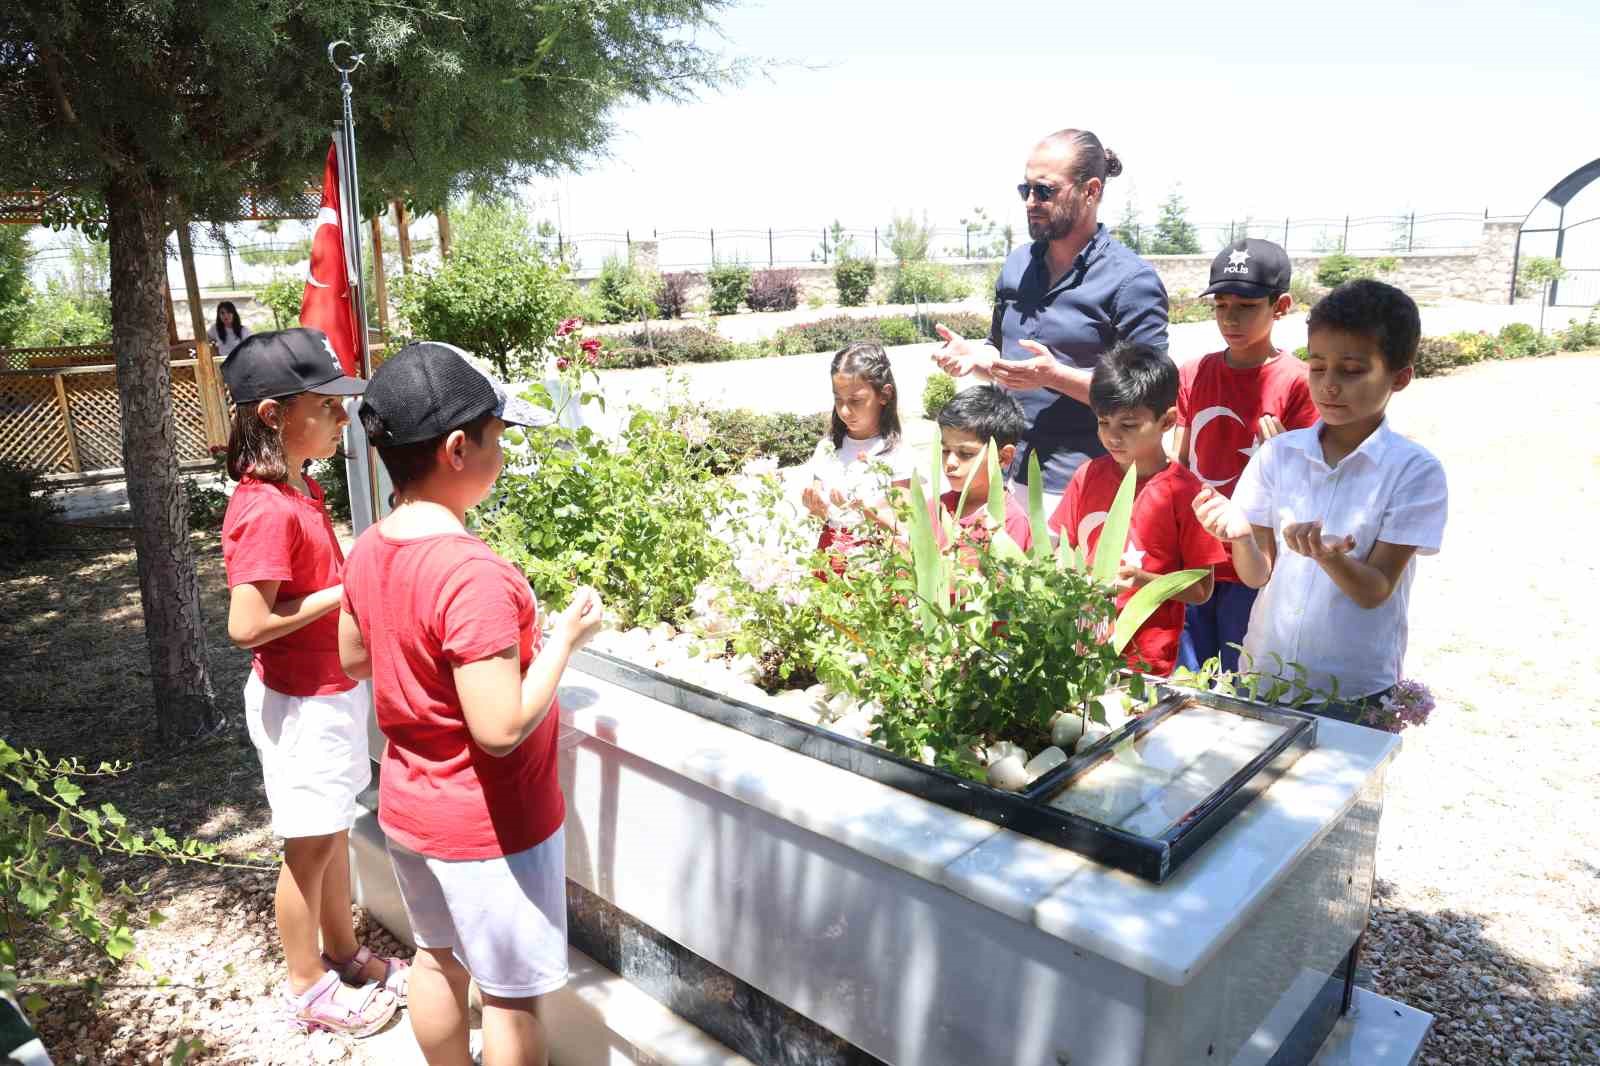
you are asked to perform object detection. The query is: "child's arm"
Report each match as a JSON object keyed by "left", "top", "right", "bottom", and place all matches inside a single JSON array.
[
  {"left": 227, "top": 580, "right": 343, "bottom": 649},
  {"left": 1192, "top": 487, "right": 1275, "bottom": 588},
  {"left": 1281, "top": 523, "right": 1417, "bottom": 609},
  {"left": 454, "top": 587, "right": 604, "bottom": 758},
  {"left": 338, "top": 608, "right": 371, "bottom": 680},
  {"left": 1115, "top": 564, "right": 1215, "bottom": 604}
]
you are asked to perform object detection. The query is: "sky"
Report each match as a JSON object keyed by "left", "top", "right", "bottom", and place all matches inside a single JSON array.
[{"left": 532, "top": 0, "right": 1600, "bottom": 264}]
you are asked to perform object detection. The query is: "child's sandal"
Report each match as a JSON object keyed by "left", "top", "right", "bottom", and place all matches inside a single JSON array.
[
  {"left": 323, "top": 946, "right": 410, "bottom": 1005},
  {"left": 284, "top": 970, "right": 397, "bottom": 1037}
]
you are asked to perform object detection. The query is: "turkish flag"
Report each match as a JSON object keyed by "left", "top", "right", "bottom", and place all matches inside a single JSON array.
[{"left": 299, "top": 143, "right": 362, "bottom": 376}]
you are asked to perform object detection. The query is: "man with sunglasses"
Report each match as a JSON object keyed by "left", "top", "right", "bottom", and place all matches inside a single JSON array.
[{"left": 933, "top": 128, "right": 1168, "bottom": 512}]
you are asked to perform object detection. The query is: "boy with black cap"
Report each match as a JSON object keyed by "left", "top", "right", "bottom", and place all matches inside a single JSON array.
[
  {"left": 1175, "top": 239, "right": 1318, "bottom": 673},
  {"left": 337, "top": 341, "right": 604, "bottom": 1063}
]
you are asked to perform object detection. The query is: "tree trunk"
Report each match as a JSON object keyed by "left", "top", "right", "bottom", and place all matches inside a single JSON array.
[
  {"left": 106, "top": 171, "right": 223, "bottom": 745},
  {"left": 435, "top": 206, "right": 452, "bottom": 259}
]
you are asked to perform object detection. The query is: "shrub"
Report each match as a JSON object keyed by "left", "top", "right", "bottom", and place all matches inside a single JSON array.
[
  {"left": 594, "top": 256, "right": 659, "bottom": 324},
  {"left": 1555, "top": 308, "right": 1599, "bottom": 351},
  {"left": 182, "top": 477, "right": 230, "bottom": 530},
  {"left": 1497, "top": 322, "right": 1554, "bottom": 358},
  {"left": 677, "top": 408, "right": 830, "bottom": 474},
  {"left": 888, "top": 261, "right": 971, "bottom": 304},
  {"left": 922, "top": 371, "right": 957, "bottom": 419},
  {"left": 481, "top": 407, "right": 733, "bottom": 628},
  {"left": 885, "top": 212, "right": 934, "bottom": 263},
  {"left": 16, "top": 279, "right": 112, "bottom": 347},
  {"left": 707, "top": 263, "right": 751, "bottom": 316},
  {"left": 256, "top": 274, "right": 303, "bottom": 330},
  {"left": 309, "top": 457, "right": 353, "bottom": 523},
  {"left": 925, "top": 310, "right": 992, "bottom": 341},
  {"left": 770, "top": 315, "right": 876, "bottom": 356},
  {"left": 1412, "top": 337, "right": 1464, "bottom": 378},
  {"left": 876, "top": 316, "right": 918, "bottom": 346},
  {"left": 599, "top": 326, "right": 750, "bottom": 368},
  {"left": 0, "top": 461, "right": 59, "bottom": 568},
  {"left": 656, "top": 272, "right": 693, "bottom": 319},
  {"left": 1168, "top": 290, "right": 1214, "bottom": 324},
  {"left": 1316, "top": 253, "right": 1364, "bottom": 288},
  {"left": 1447, "top": 330, "right": 1500, "bottom": 363},
  {"left": 746, "top": 268, "right": 801, "bottom": 312},
  {"left": 833, "top": 258, "right": 876, "bottom": 307}
]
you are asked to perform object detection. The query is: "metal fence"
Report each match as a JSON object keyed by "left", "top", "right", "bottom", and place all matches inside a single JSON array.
[
  {"left": 1553, "top": 269, "right": 1600, "bottom": 308},
  {"left": 533, "top": 211, "right": 1509, "bottom": 275}
]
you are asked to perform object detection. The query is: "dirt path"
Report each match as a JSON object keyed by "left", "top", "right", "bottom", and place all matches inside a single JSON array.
[{"left": 1, "top": 353, "right": 1596, "bottom": 1063}]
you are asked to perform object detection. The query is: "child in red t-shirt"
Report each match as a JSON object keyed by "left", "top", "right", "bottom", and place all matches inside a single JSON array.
[
  {"left": 338, "top": 342, "right": 603, "bottom": 1065},
  {"left": 930, "top": 385, "right": 1033, "bottom": 562},
  {"left": 218, "top": 328, "right": 404, "bottom": 1036},
  {"left": 1049, "top": 343, "right": 1226, "bottom": 675},
  {"left": 1175, "top": 239, "right": 1318, "bottom": 672}
]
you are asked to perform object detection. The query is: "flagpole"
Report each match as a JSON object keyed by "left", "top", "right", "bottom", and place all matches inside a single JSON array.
[{"left": 328, "top": 41, "right": 385, "bottom": 533}]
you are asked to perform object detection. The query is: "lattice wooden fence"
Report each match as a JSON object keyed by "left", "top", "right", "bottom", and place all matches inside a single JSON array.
[{"left": 0, "top": 355, "right": 223, "bottom": 480}]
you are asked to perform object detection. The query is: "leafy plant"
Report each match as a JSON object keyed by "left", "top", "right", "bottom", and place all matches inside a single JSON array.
[
  {"left": 833, "top": 258, "right": 876, "bottom": 307},
  {"left": 746, "top": 268, "right": 801, "bottom": 312},
  {"left": 707, "top": 263, "right": 752, "bottom": 316},
  {"left": 876, "top": 316, "right": 918, "bottom": 346},
  {"left": 308, "top": 457, "right": 353, "bottom": 524},
  {"left": 255, "top": 273, "right": 302, "bottom": 330},
  {"left": 1147, "top": 189, "right": 1201, "bottom": 255},
  {"left": 1315, "top": 253, "right": 1364, "bottom": 288},
  {"left": 888, "top": 261, "right": 970, "bottom": 304},
  {"left": 884, "top": 211, "right": 934, "bottom": 264},
  {"left": 1112, "top": 194, "right": 1144, "bottom": 254},
  {"left": 16, "top": 278, "right": 111, "bottom": 347},
  {"left": 675, "top": 408, "right": 829, "bottom": 473},
  {"left": 1515, "top": 256, "right": 1566, "bottom": 300},
  {"left": 1496, "top": 321, "right": 1554, "bottom": 358},
  {"left": 922, "top": 371, "right": 957, "bottom": 419},
  {"left": 1413, "top": 337, "right": 1465, "bottom": 378},
  {"left": 598, "top": 326, "right": 761, "bottom": 368},
  {"left": 656, "top": 272, "right": 693, "bottom": 319},
  {"left": 481, "top": 368, "right": 734, "bottom": 628},
  {"left": 0, "top": 225, "right": 31, "bottom": 349},
  {"left": 1555, "top": 307, "right": 1600, "bottom": 351},
  {"left": 0, "top": 461, "right": 59, "bottom": 568},
  {"left": 594, "top": 256, "right": 660, "bottom": 325},
  {"left": 1168, "top": 290, "right": 1215, "bottom": 324},
  {"left": 181, "top": 478, "right": 229, "bottom": 530}
]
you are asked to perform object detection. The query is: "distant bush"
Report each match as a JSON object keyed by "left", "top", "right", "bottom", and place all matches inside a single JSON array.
[
  {"left": 1168, "top": 290, "right": 1214, "bottom": 324},
  {"left": 599, "top": 326, "right": 759, "bottom": 369},
  {"left": 929, "top": 311, "right": 992, "bottom": 341},
  {"left": 1412, "top": 337, "right": 1464, "bottom": 378},
  {"left": 876, "top": 316, "right": 918, "bottom": 346},
  {"left": 922, "top": 372, "right": 958, "bottom": 419},
  {"left": 1496, "top": 322, "right": 1554, "bottom": 358},
  {"left": 1446, "top": 331, "right": 1500, "bottom": 364},
  {"left": 310, "top": 457, "right": 353, "bottom": 523},
  {"left": 1315, "top": 254, "right": 1364, "bottom": 288},
  {"left": 888, "top": 261, "right": 971, "bottom": 304},
  {"left": 0, "top": 461, "right": 60, "bottom": 568},
  {"left": 182, "top": 477, "right": 231, "bottom": 530},
  {"left": 257, "top": 274, "right": 303, "bottom": 330},
  {"left": 707, "top": 263, "right": 751, "bottom": 316},
  {"left": 746, "top": 268, "right": 801, "bottom": 312},
  {"left": 833, "top": 258, "right": 876, "bottom": 307},
  {"left": 1555, "top": 308, "right": 1599, "bottom": 351},
  {"left": 656, "top": 272, "right": 693, "bottom": 320},
  {"left": 678, "top": 408, "right": 830, "bottom": 474},
  {"left": 594, "top": 257, "right": 659, "bottom": 324}
]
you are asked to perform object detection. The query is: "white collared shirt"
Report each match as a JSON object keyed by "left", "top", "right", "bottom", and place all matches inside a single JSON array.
[{"left": 1233, "top": 418, "right": 1447, "bottom": 700}]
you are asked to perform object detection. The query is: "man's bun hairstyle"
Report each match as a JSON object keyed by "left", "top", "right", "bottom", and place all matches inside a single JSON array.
[{"left": 1043, "top": 128, "right": 1122, "bottom": 185}]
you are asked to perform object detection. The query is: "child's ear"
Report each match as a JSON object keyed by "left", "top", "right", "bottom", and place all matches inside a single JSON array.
[
  {"left": 255, "top": 398, "right": 282, "bottom": 431},
  {"left": 1159, "top": 406, "right": 1179, "bottom": 433},
  {"left": 443, "top": 429, "right": 468, "bottom": 470},
  {"left": 1274, "top": 293, "right": 1293, "bottom": 319},
  {"left": 1390, "top": 366, "right": 1414, "bottom": 394},
  {"left": 880, "top": 384, "right": 895, "bottom": 404},
  {"left": 998, "top": 442, "right": 1017, "bottom": 468}
]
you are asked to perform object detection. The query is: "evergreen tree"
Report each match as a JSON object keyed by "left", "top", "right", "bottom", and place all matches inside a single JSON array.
[
  {"left": 1148, "top": 189, "right": 1202, "bottom": 255},
  {"left": 0, "top": 0, "right": 746, "bottom": 745},
  {"left": 1113, "top": 194, "right": 1144, "bottom": 253}
]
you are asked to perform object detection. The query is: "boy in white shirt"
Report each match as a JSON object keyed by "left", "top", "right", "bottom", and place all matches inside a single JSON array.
[{"left": 1192, "top": 280, "right": 1447, "bottom": 718}]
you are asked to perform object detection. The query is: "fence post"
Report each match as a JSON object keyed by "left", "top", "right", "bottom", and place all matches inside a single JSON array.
[
  {"left": 1229, "top": 220, "right": 1235, "bottom": 243},
  {"left": 1342, "top": 215, "right": 1350, "bottom": 252},
  {"left": 1283, "top": 217, "right": 1290, "bottom": 248},
  {"left": 822, "top": 227, "right": 828, "bottom": 264},
  {"left": 557, "top": 232, "right": 564, "bottom": 258},
  {"left": 52, "top": 373, "right": 82, "bottom": 474},
  {"left": 626, "top": 229, "right": 631, "bottom": 250},
  {"left": 965, "top": 228, "right": 971, "bottom": 259},
  {"left": 873, "top": 227, "right": 878, "bottom": 260},
  {"left": 709, "top": 228, "right": 716, "bottom": 265},
  {"left": 1408, "top": 212, "right": 1415, "bottom": 252},
  {"left": 768, "top": 228, "right": 774, "bottom": 267}
]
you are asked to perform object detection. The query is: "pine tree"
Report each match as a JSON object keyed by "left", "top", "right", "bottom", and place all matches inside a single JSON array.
[{"left": 1148, "top": 189, "right": 1202, "bottom": 255}]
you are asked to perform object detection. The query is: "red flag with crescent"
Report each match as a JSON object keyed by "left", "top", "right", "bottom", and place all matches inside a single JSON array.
[{"left": 299, "top": 142, "right": 361, "bottom": 376}]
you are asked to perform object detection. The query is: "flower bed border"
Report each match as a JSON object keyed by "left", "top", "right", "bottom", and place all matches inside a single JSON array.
[{"left": 569, "top": 648, "right": 1318, "bottom": 883}]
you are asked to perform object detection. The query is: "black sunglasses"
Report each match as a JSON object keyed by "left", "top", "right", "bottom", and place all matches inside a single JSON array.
[{"left": 1016, "top": 182, "right": 1062, "bottom": 203}]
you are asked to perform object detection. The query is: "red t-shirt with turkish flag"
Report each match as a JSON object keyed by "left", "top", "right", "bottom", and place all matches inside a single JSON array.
[
  {"left": 931, "top": 489, "right": 1034, "bottom": 564},
  {"left": 341, "top": 528, "right": 563, "bottom": 861},
  {"left": 1177, "top": 350, "right": 1317, "bottom": 581},
  {"left": 221, "top": 475, "right": 355, "bottom": 697},
  {"left": 1047, "top": 457, "right": 1226, "bottom": 676}
]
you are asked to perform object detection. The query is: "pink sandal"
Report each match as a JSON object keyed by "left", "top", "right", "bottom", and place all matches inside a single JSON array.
[
  {"left": 323, "top": 946, "right": 410, "bottom": 1005},
  {"left": 284, "top": 970, "right": 397, "bottom": 1037}
]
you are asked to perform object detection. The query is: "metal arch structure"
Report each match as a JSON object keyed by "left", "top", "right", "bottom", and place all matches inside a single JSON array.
[{"left": 1513, "top": 157, "right": 1600, "bottom": 306}]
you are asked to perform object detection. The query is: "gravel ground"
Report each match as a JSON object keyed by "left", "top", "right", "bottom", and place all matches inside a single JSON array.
[{"left": 3, "top": 351, "right": 1596, "bottom": 1063}]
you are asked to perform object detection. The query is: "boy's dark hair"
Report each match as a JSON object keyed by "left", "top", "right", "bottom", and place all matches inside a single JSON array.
[
  {"left": 829, "top": 341, "right": 902, "bottom": 448},
  {"left": 226, "top": 398, "right": 293, "bottom": 483},
  {"left": 1306, "top": 280, "right": 1421, "bottom": 372},
  {"left": 362, "top": 408, "right": 497, "bottom": 496},
  {"left": 1089, "top": 342, "right": 1179, "bottom": 416},
  {"left": 936, "top": 384, "right": 1027, "bottom": 448}
]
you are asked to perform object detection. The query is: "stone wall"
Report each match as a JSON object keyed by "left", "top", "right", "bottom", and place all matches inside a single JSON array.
[{"left": 612, "top": 220, "right": 1520, "bottom": 309}]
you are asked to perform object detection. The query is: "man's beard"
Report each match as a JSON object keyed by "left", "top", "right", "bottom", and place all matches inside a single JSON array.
[{"left": 1028, "top": 198, "right": 1079, "bottom": 241}]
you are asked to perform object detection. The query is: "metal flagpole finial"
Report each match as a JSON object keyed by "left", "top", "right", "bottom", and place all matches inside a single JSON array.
[{"left": 328, "top": 40, "right": 365, "bottom": 78}]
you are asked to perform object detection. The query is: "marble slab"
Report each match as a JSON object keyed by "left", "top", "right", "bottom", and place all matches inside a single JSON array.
[
  {"left": 560, "top": 667, "right": 1400, "bottom": 988},
  {"left": 1309, "top": 987, "right": 1432, "bottom": 1066}
]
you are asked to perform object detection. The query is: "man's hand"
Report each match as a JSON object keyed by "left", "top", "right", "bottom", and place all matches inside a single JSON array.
[
  {"left": 988, "top": 340, "right": 1059, "bottom": 391},
  {"left": 553, "top": 586, "right": 605, "bottom": 651},
  {"left": 1192, "top": 485, "right": 1254, "bottom": 542},
  {"left": 931, "top": 323, "right": 997, "bottom": 377},
  {"left": 1282, "top": 520, "right": 1356, "bottom": 561},
  {"left": 1257, "top": 414, "right": 1287, "bottom": 441}
]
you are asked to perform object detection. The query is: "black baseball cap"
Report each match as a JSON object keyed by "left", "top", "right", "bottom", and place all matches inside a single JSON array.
[
  {"left": 359, "top": 341, "right": 554, "bottom": 446},
  {"left": 1200, "top": 239, "right": 1292, "bottom": 298},
  {"left": 221, "top": 327, "right": 367, "bottom": 404}
]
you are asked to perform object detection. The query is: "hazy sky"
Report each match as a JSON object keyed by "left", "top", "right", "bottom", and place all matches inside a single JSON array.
[{"left": 541, "top": 0, "right": 1599, "bottom": 254}]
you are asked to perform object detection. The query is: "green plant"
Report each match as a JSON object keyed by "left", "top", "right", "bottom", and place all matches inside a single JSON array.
[
  {"left": 888, "top": 261, "right": 970, "bottom": 304},
  {"left": 1112, "top": 194, "right": 1144, "bottom": 254},
  {"left": 676, "top": 408, "right": 829, "bottom": 474},
  {"left": 1147, "top": 189, "right": 1201, "bottom": 255},
  {"left": 884, "top": 212, "right": 934, "bottom": 263},
  {"left": 1168, "top": 290, "right": 1214, "bottom": 324},
  {"left": 1412, "top": 337, "right": 1465, "bottom": 378},
  {"left": 1516, "top": 256, "right": 1566, "bottom": 300},
  {"left": 0, "top": 226, "right": 31, "bottom": 349},
  {"left": 876, "top": 316, "right": 918, "bottom": 346},
  {"left": 833, "top": 258, "right": 876, "bottom": 307},
  {"left": 309, "top": 457, "right": 353, "bottom": 524},
  {"left": 256, "top": 273, "right": 303, "bottom": 330},
  {"left": 922, "top": 371, "right": 957, "bottom": 419},
  {"left": 1289, "top": 274, "right": 1321, "bottom": 309},
  {"left": 746, "top": 268, "right": 800, "bottom": 312},
  {"left": 805, "top": 293, "right": 826, "bottom": 310},
  {"left": 707, "top": 263, "right": 752, "bottom": 316},
  {"left": 481, "top": 367, "right": 734, "bottom": 628},
  {"left": 1315, "top": 253, "right": 1364, "bottom": 288},
  {"left": 16, "top": 278, "right": 111, "bottom": 347},
  {"left": 393, "top": 199, "right": 577, "bottom": 379},
  {"left": 1555, "top": 308, "right": 1600, "bottom": 351},
  {"left": 599, "top": 326, "right": 756, "bottom": 368},
  {"left": 181, "top": 477, "right": 229, "bottom": 530},
  {"left": 1447, "top": 330, "right": 1500, "bottom": 363},
  {"left": 0, "top": 461, "right": 59, "bottom": 567},
  {"left": 1496, "top": 321, "right": 1554, "bottom": 358},
  {"left": 0, "top": 739, "right": 274, "bottom": 1012},
  {"left": 595, "top": 256, "right": 660, "bottom": 325}
]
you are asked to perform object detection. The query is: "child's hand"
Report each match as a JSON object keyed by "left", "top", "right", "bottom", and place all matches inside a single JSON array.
[
  {"left": 1257, "top": 414, "right": 1286, "bottom": 441},
  {"left": 1192, "top": 486, "right": 1253, "bottom": 542},
  {"left": 1113, "top": 563, "right": 1154, "bottom": 593},
  {"left": 1282, "top": 520, "right": 1356, "bottom": 561},
  {"left": 555, "top": 586, "right": 605, "bottom": 650},
  {"left": 801, "top": 480, "right": 830, "bottom": 519}
]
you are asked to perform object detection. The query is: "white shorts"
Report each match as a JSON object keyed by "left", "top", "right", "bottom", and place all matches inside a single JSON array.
[
  {"left": 387, "top": 829, "right": 569, "bottom": 999},
  {"left": 243, "top": 672, "right": 371, "bottom": 839}
]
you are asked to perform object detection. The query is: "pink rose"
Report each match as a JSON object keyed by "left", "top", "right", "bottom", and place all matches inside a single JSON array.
[
  {"left": 585, "top": 350, "right": 600, "bottom": 366},
  {"left": 556, "top": 317, "right": 582, "bottom": 338},
  {"left": 580, "top": 337, "right": 603, "bottom": 354},
  {"left": 556, "top": 357, "right": 570, "bottom": 371}
]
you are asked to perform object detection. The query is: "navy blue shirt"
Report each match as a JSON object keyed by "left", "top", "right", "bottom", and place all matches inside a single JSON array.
[{"left": 988, "top": 225, "right": 1169, "bottom": 493}]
